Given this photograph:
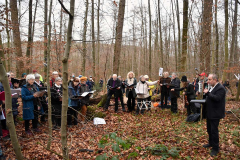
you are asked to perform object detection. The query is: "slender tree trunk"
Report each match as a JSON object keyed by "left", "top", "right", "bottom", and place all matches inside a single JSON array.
[
  {"left": 229, "top": 0, "right": 237, "bottom": 72},
  {"left": 171, "top": 0, "right": 177, "bottom": 71},
  {"left": 113, "top": 0, "right": 126, "bottom": 75},
  {"left": 5, "top": 0, "right": 11, "bottom": 71},
  {"left": 26, "top": 0, "right": 32, "bottom": 74},
  {"left": 158, "top": 0, "right": 163, "bottom": 67},
  {"left": 0, "top": 60, "right": 23, "bottom": 159},
  {"left": 59, "top": 0, "right": 75, "bottom": 159},
  {"left": 82, "top": 0, "right": 88, "bottom": 76},
  {"left": 44, "top": 0, "right": 48, "bottom": 82},
  {"left": 97, "top": 0, "right": 100, "bottom": 81},
  {"left": 0, "top": 34, "right": 6, "bottom": 68},
  {"left": 175, "top": 0, "right": 181, "bottom": 71},
  {"left": 236, "top": 79, "right": 240, "bottom": 101},
  {"left": 47, "top": 0, "right": 53, "bottom": 150},
  {"left": 222, "top": 0, "right": 228, "bottom": 82},
  {"left": 180, "top": 0, "right": 188, "bottom": 73},
  {"left": 148, "top": 0, "right": 152, "bottom": 77},
  {"left": 10, "top": 0, "right": 24, "bottom": 77},
  {"left": 215, "top": 0, "right": 219, "bottom": 77},
  {"left": 91, "top": 0, "right": 96, "bottom": 78},
  {"left": 31, "top": 0, "right": 38, "bottom": 65}
]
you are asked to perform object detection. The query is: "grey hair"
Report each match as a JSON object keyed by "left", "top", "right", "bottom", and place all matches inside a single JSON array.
[
  {"left": 209, "top": 74, "right": 218, "bottom": 81},
  {"left": 52, "top": 71, "right": 58, "bottom": 75},
  {"left": 26, "top": 74, "right": 35, "bottom": 81},
  {"left": 55, "top": 77, "right": 62, "bottom": 82},
  {"left": 113, "top": 74, "right": 117, "bottom": 77},
  {"left": 34, "top": 73, "right": 40, "bottom": 78},
  {"left": 172, "top": 72, "right": 177, "bottom": 76}
]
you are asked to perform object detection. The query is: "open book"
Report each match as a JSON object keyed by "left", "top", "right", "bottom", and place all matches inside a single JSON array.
[
  {"left": 135, "top": 88, "right": 144, "bottom": 95},
  {"left": 11, "top": 89, "right": 21, "bottom": 98},
  {"left": 126, "top": 83, "right": 135, "bottom": 87},
  {"left": 80, "top": 90, "right": 96, "bottom": 97}
]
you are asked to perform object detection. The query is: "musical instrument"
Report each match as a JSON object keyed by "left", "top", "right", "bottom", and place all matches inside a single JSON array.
[{"left": 183, "top": 88, "right": 189, "bottom": 106}]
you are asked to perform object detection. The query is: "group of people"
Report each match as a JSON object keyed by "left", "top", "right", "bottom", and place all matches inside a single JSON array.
[
  {"left": 104, "top": 71, "right": 226, "bottom": 157},
  {"left": 0, "top": 70, "right": 95, "bottom": 138}
]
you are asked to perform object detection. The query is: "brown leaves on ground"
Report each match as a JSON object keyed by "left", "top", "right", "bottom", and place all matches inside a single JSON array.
[{"left": 2, "top": 98, "right": 240, "bottom": 159}]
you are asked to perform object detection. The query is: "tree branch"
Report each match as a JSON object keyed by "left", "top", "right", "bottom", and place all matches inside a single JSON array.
[{"left": 58, "top": 0, "right": 73, "bottom": 18}]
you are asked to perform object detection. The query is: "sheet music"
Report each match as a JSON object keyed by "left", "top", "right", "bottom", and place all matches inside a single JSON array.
[
  {"left": 159, "top": 68, "right": 163, "bottom": 76},
  {"left": 81, "top": 92, "right": 89, "bottom": 97},
  {"left": 0, "top": 111, "right": 5, "bottom": 120}
]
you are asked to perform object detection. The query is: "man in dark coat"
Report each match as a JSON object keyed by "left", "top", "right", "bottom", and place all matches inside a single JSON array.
[
  {"left": 159, "top": 72, "right": 171, "bottom": 108},
  {"left": 203, "top": 74, "right": 226, "bottom": 157},
  {"left": 104, "top": 74, "right": 121, "bottom": 112},
  {"left": 170, "top": 73, "right": 180, "bottom": 113}
]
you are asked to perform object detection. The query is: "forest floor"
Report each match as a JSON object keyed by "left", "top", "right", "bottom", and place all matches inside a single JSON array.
[{"left": 2, "top": 96, "right": 240, "bottom": 160}]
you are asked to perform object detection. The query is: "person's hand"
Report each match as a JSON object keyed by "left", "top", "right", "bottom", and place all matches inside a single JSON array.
[
  {"left": 196, "top": 92, "right": 199, "bottom": 96},
  {"left": 46, "top": 97, "right": 48, "bottom": 101},
  {"left": 171, "top": 89, "right": 174, "bottom": 91},
  {"left": 183, "top": 92, "right": 185, "bottom": 95},
  {"left": 148, "top": 88, "right": 150, "bottom": 90},
  {"left": 33, "top": 93, "right": 38, "bottom": 98},
  {"left": 160, "top": 84, "right": 163, "bottom": 86},
  {"left": 203, "top": 88, "right": 208, "bottom": 94},
  {"left": 38, "top": 106, "right": 41, "bottom": 110},
  {"left": 117, "top": 87, "right": 120, "bottom": 90},
  {"left": 59, "top": 97, "right": 62, "bottom": 101}
]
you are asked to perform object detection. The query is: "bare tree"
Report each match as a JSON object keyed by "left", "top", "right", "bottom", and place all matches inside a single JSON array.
[
  {"left": 222, "top": 0, "right": 228, "bottom": 82},
  {"left": 58, "top": 0, "right": 75, "bottom": 159},
  {"left": 215, "top": 0, "right": 219, "bottom": 77},
  {"left": 148, "top": 0, "right": 152, "bottom": 77},
  {"left": 113, "top": 0, "right": 126, "bottom": 74},
  {"left": 26, "top": 0, "right": 32, "bottom": 74},
  {"left": 92, "top": 0, "right": 96, "bottom": 78},
  {"left": 0, "top": 33, "right": 6, "bottom": 68},
  {"left": 5, "top": 0, "right": 11, "bottom": 71},
  {"left": 10, "top": 0, "right": 24, "bottom": 77},
  {"left": 44, "top": 0, "right": 48, "bottom": 81}
]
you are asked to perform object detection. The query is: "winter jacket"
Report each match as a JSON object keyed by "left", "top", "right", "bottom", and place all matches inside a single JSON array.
[
  {"left": 21, "top": 84, "right": 39, "bottom": 120},
  {"left": 68, "top": 82, "right": 80, "bottom": 107},
  {"left": 51, "top": 84, "right": 62, "bottom": 106},
  {"left": 174, "top": 83, "right": 196, "bottom": 100},
  {"left": 170, "top": 78, "right": 180, "bottom": 98},
  {"left": 79, "top": 83, "right": 90, "bottom": 105},
  {"left": 159, "top": 77, "right": 171, "bottom": 93},
  {"left": 125, "top": 72, "right": 137, "bottom": 98},
  {"left": 147, "top": 80, "right": 154, "bottom": 96},
  {"left": 136, "top": 81, "right": 158, "bottom": 99}
]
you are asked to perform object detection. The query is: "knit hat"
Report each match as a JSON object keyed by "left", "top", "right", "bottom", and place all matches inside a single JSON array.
[
  {"left": 79, "top": 75, "right": 82, "bottom": 78},
  {"left": 181, "top": 75, "right": 187, "bottom": 82},
  {"left": 80, "top": 76, "right": 87, "bottom": 82},
  {"left": 144, "top": 75, "right": 149, "bottom": 79},
  {"left": 22, "top": 73, "right": 27, "bottom": 78}
]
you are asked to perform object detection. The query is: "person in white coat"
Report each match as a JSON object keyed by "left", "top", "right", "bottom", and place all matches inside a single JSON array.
[{"left": 135, "top": 75, "right": 159, "bottom": 114}]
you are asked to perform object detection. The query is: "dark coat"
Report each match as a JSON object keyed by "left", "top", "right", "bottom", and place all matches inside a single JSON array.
[
  {"left": 174, "top": 83, "right": 195, "bottom": 100},
  {"left": 205, "top": 83, "right": 226, "bottom": 119},
  {"left": 159, "top": 77, "right": 171, "bottom": 93},
  {"left": 170, "top": 78, "right": 180, "bottom": 98},
  {"left": 12, "top": 98, "right": 19, "bottom": 116},
  {"left": 125, "top": 78, "right": 137, "bottom": 98},
  {"left": 34, "top": 81, "right": 44, "bottom": 88},
  {"left": 107, "top": 78, "right": 121, "bottom": 96},
  {"left": 79, "top": 83, "right": 90, "bottom": 105},
  {"left": 51, "top": 84, "right": 62, "bottom": 106},
  {"left": 21, "top": 84, "right": 39, "bottom": 120}
]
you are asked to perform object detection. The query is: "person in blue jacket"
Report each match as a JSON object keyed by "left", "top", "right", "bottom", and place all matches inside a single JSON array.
[
  {"left": 68, "top": 78, "right": 81, "bottom": 125},
  {"left": 21, "top": 74, "right": 40, "bottom": 135}
]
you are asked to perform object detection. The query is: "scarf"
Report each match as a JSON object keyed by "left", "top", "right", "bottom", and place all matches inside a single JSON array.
[
  {"left": 128, "top": 78, "right": 134, "bottom": 85},
  {"left": 55, "top": 83, "right": 61, "bottom": 88}
]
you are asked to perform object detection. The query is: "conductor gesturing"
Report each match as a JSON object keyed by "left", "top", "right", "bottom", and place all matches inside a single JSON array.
[{"left": 203, "top": 74, "right": 226, "bottom": 156}]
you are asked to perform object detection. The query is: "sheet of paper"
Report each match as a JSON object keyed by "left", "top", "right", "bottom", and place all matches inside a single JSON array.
[
  {"left": 81, "top": 92, "right": 89, "bottom": 97},
  {"left": 93, "top": 117, "right": 106, "bottom": 125},
  {"left": 0, "top": 111, "right": 5, "bottom": 120},
  {"left": 159, "top": 68, "right": 163, "bottom": 76}
]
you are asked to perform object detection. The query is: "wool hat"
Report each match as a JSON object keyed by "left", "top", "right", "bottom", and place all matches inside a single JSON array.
[
  {"left": 22, "top": 73, "right": 27, "bottom": 78},
  {"left": 52, "top": 71, "right": 58, "bottom": 75},
  {"left": 181, "top": 75, "right": 188, "bottom": 82},
  {"left": 144, "top": 75, "right": 149, "bottom": 79},
  {"left": 80, "top": 76, "right": 87, "bottom": 82},
  {"left": 79, "top": 75, "right": 82, "bottom": 78},
  {"left": 11, "top": 78, "right": 20, "bottom": 84},
  {"left": 199, "top": 72, "right": 207, "bottom": 77}
]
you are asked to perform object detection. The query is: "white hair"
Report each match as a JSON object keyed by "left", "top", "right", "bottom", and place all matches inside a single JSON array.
[
  {"left": 26, "top": 74, "right": 35, "bottom": 81},
  {"left": 55, "top": 77, "right": 62, "bottom": 82},
  {"left": 52, "top": 71, "right": 58, "bottom": 75},
  {"left": 34, "top": 73, "right": 40, "bottom": 78},
  {"left": 113, "top": 74, "right": 117, "bottom": 77}
]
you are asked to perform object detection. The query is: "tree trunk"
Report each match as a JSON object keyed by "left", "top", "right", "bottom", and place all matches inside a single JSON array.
[
  {"left": 236, "top": 79, "right": 240, "bottom": 101},
  {"left": 91, "top": 0, "right": 96, "bottom": 78},
  {"left": 82, "top": 0, "right": 88, "bottom": 76},
  {"left": 0, "top": 34, "right": 6, "bottom": 68},
  {"left": 47, "top": 0, "right": 53, "bottom": 150},
  {"left": 180, "top": 0, "right": 188, "bottom": 73},
  {"left": 59, "top": 0, "right": 75, "bottom": 159},
  {"left": 175, "top": 0, "right": 181, "bottom": 71},
  {"left": 215, "top": 0, "right": 219, "bottom": 77},
  {"left": 229, "top": 0, "right": 237, "bottom": 73},
  {"left": 5, "top": 0, "right": 11, "bottom": 71},
  {"left": 97, "top": 0, "right": 100, "bottom": 81},
  {"left": 113, "top": 0, "right": 126, "bottom": 75},
  {"left": 31, "top": 0, "right": 38, "bottom": 65},
  {"left": 171, "top": 0, "right": 177, "bottom": 71},
  {"left": 148, "top": 0, "right": 152, "bottom": 77},
  {"left": 158, "top": 0, "right": 163, "bottom": 68},
  {"left": 0, "top": 61, "right": 23, "bottom": 159},
  {"left": 26, "top": 0, "right": 32, "bottom": 74},
  {"left": 200, "top": 0, "right": 213, "bottom": 73},
  {"left": 222, "top": 0, "right": 228, "bottom": 82},
  {"left": 10, "top": 0, "right": 24, "bottom": 77},
  {"left": 44, "top": 0, "right": 48, "bottom": 82}
]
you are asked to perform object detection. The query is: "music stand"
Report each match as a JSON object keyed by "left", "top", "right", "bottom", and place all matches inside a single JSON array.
[{"left": 190, "top": 99, "right": 206, "bottom": 121}]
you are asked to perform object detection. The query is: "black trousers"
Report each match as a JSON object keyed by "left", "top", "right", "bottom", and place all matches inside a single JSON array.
[
  {"left": 53, "top": 104, "right": 62, "bottom": 126},
  {"left": 119, "top": 91, "right": 125, "bottom": 110},
  {"left": 25, "top": 118, "right": 38, "bottom": 131},
  {"left": 67, "top": 106, "right": 78, "bottom": 125},
  {"left": 186, "top": 98, "right": 196, "bottom": 116},
  {"left": 207, "top": 118, "right": 220, "bottom": 151},
  {"left": 105, "top": 90, "right": 119, "bottom": 111},
  {"left": 171, "top": 97, "right": 178, "bottom": 113},
  {"left": 161, "top": 91, "right": 168, "bottom": 108},
  {"left": 136, "top": 98, "right": 146, "bottom": 114},
  {"left": 147, "top": 96, "right": 151, "bottom": 110},
  {"left": 127, "top": 91, "right": 135, "bottom": 112}
]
